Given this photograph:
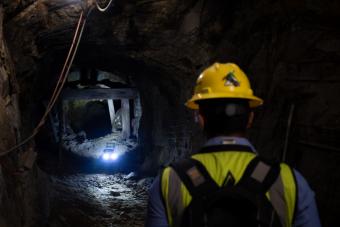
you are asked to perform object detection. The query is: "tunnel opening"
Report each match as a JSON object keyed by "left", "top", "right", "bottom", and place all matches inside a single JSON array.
[
  {"left": 33, "top": 61, "right": 150, "bottom": 226},
  {"left": 1, "top": 1, "right": 222, "bottom": 225},
  {"left": 66, "top": 99, "right": 113, "bottom": 140},
  {"left": 36, "top": 67, "right": 143, "bottom": 174}
]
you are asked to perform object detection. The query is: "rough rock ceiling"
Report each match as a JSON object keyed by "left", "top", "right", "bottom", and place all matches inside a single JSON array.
[{"left": 0, "top": 0, "right": 340, "bottom": 226}]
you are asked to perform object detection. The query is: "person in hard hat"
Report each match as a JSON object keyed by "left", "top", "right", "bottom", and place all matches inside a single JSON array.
[{"left": 145, "top": 63, "right": 321, "bottom": 227}]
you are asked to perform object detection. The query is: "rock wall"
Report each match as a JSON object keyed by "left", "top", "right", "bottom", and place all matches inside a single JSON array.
[
  {"left": 1, "top": 0, "right": 340, "bottom": 226},
  {"left": 0, "top": 3, "right": 49, "bottom": 227}
]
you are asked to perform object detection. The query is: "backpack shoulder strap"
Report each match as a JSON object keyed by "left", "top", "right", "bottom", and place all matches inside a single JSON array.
[
  {"left": 170, "top": 158, "right": 219, "bottom": 198},
  {"left": 238, "top": 156, "right": 281, "bottom": 193},
  {"left": 237, "top": 156, "right": 283, "bottom": 227}
]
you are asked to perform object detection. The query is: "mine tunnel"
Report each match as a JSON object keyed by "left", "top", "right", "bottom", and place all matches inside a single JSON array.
[
  {"left": 37, "top": 67, "right": 143, "bottom": 174},
  {"left": 0, "top": 0, "right": 339, "bottom": 226}
]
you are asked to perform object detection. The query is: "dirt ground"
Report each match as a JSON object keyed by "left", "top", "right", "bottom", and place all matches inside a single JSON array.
[{"left": 47, "top": 173, "right": 152, "bottom": 227}]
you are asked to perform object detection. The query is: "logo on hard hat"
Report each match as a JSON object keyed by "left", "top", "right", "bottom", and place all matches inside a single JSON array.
[{"left": 223, "top": 71, "right": 240, "bottom": 87}]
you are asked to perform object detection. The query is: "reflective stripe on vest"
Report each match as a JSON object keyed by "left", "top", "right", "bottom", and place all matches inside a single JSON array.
[{"left": 161, "top": 151, "right": 297, "bottom": 227}]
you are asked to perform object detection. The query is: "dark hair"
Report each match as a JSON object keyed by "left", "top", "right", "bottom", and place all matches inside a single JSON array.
[{"left": 197, "top": 99, "right": 251, "bottom": 138}]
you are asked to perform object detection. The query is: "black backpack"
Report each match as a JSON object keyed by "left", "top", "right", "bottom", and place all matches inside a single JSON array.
[{"left": 170, "top": 156, "right": 283, "bottom": 227}]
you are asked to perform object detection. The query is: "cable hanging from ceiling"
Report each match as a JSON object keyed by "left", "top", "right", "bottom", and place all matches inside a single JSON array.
[
  {"left": 0, "top": 1, "right": 113, "bottom": 157},
  {"left": 96, "top": 0, "right": 114, "bottom": 12}
]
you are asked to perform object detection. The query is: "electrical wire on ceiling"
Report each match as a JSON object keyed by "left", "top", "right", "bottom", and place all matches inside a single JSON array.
[
  {"left": 0, "top": 1, "right": 111, "bottom": 157},
  {"left": 96, "top": 0, "right": 114, "bottom": 12}
]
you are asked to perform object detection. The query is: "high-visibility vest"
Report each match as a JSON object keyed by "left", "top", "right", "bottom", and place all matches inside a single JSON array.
[{"left": 161, "top": 145, "right": 297, "bottom": 227}]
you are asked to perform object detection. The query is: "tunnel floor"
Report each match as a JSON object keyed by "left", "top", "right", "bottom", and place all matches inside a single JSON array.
[{"left": 47, "top": 173, "right": 151, "bottom": 227}]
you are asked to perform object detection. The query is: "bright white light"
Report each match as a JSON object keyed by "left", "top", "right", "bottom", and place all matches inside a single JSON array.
[
  {"left": 102, "top": 152, "right": 119, "bottom": 161},
  {"left": 102, "top": 153, "right": 110, "bottom": 160},
  {"left": 110, "top": 153, "right": 119, "bottom": 160}
]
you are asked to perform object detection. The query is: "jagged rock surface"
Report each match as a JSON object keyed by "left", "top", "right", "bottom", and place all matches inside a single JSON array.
[{"left": 0, "top": 0, "right": 339, "bottom": 226}]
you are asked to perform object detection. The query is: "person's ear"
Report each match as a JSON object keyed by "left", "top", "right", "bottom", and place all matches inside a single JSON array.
[
  {"left": 194, "top": 111, "right": 205, "bottom": 129},
  {"left": 198, "top": 113, "right": 205, "bottom": 129},
  {"left": 247, "top": 111, "right": 254, "bottom": 129}
]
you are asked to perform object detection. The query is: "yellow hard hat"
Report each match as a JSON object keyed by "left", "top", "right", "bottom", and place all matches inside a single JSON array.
[{"left": 185, "top": 63, "right": 263, "bottom": 109}]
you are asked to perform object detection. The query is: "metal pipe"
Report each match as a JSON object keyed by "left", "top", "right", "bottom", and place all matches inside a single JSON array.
[{"left": 282, "top": 104, "right": 295, "bottom": 162}]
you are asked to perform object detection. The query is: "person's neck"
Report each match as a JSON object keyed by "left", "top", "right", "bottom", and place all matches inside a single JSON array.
[{"left": 206, "top": 132, "right": 246, "bottom": 139}]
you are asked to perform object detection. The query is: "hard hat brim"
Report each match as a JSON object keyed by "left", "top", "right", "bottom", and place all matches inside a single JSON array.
[{"left": 185, "top": 95, "right": 263, "bottom": 110}]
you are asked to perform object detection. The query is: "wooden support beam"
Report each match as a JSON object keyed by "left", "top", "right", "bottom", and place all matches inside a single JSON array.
[
  {"left": 107, "top": 99, "right": 116, "bottom": 132},
  {"left": 130, "top": 99, "right": 139, "bottom": 138},
  {"left": 121, "top": 99, "right": 130, "bottom": 139},
  {"left": 62, "top": 88, "right": 138, "bottom": 100}
]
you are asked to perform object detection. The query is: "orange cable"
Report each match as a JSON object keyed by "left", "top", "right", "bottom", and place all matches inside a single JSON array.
[{"left": 0, "top": 10, "right": 89, "bottom": 157}]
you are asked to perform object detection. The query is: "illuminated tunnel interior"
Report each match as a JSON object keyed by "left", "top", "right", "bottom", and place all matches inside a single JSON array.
[
  {"left": 34, "top": 65, "right": 148, "bottom": 226},
  {"left": 0, "top": 0, "right": 339, "bottom": 226},
  {"left": 35, "top": 67, "right": 143, "bottom": 174}
]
